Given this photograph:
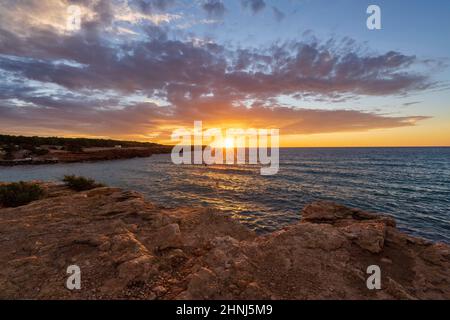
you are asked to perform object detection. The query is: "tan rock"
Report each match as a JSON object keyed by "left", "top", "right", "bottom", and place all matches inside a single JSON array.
[
  {"left": 340, "top": 222, "right": 387, "bottom": 253},
  {"left": 0, "top": 183, "right": 448, "bottom": 300},
  {"left": 117, "top": 255, "right": 156, "bottom": 281},
  {"left": 185, "top": 267, "right": 218, "bottom": 299},
  {"left": 155, "top": 223, "right": 182, "bottom": 250}
]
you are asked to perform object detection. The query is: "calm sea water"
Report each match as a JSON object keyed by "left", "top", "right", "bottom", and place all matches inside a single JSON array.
[{"left": 1, "top": 148, "right": 449, "bottom": 243}]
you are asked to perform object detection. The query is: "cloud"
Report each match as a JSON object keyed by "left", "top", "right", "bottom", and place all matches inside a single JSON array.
[
  {"left": 0, "top": 28, "right": 431, "bottom": 98},
  {"left": 241, "top": 0, "right": 266, "bottom": 14},
  {"left": 0, "top": 0, "right": 178, "bottom": 36},
  {"left": 201, "top": 0, "right": 226, "bottom": 18},
  {"left": 272, "top": 6, "right": 285, "bottom": 22},
  {"left": 0, "top": 0, "right": 439, "bottom": 140},
  {"left": 403, "top": 101, "right": 421, "bottom": 106},
  {"left": 130, "top": 0, "right": 176, "bottom": 13},
  {"left": 0, "top": 90, "right": 431, "bottom": 139}
]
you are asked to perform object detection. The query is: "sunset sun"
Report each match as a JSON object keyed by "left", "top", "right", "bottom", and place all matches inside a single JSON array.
[{"left": 224, "top": 137, "right": 235, "bottom": 149}]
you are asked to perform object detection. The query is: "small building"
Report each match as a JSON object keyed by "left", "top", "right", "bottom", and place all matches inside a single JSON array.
[{"left": 114, "top": 145, "right": 122, "bottom": 149}]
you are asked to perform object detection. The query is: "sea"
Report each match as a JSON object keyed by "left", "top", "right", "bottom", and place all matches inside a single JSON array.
[{"left": 1, "top": 147, "right": 449, "bottom": 243}]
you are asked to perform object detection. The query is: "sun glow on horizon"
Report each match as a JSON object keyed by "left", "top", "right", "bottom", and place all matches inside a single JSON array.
[{"left": 223, "top": 137, "right": 235, "bottom": 149}]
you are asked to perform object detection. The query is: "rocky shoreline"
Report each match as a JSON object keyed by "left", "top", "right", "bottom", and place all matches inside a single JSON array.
[
  {"left": 0, "top": 183, "right": 448, "bottom": 300},
  {"left": 0, "top": 146, "right": 172, "bottom": 167}
]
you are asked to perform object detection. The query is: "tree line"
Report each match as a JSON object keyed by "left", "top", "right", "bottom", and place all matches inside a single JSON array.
[{"left": 0, "top": 134, "right": 161, "bottom": 153}]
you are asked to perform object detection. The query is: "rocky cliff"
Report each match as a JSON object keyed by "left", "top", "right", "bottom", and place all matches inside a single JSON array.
[{"left": 0, "top": 183, "right": 448, "bottom": 299}]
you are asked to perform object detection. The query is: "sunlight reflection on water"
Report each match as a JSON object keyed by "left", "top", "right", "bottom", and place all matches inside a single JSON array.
[{"left": 1, "top": 147, "right": 449, "bottom": 243}]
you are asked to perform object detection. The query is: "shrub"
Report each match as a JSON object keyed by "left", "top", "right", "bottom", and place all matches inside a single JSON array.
[
  {"left": 32, "top": 148, "right": 50, "bottom": 156},
  {"left": 3, "top": 151, "right": 14, "bottom": 160},
  {"left": 0, "top": 182, "right": 45, "bottom": 208},
  {"left": 66, "top": 144, "right": 83, "bottom": 153},
  {"left": 3, "top": 144, "right": 16, "bottom": 160},
  {"left": 62, "top": 175, "right": 104, "bottom": 191}
]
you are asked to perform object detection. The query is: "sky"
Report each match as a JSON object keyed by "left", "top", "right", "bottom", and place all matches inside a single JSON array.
[{"left": 0, "top": 0, "right": 449, "bottom": 147}]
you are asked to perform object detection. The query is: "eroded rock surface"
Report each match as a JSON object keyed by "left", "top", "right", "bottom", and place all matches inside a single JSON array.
[{"left": 0, "top": 184, "right": 448, "bottom": 299}]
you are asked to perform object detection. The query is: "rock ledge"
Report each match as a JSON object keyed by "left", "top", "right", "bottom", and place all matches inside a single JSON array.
[{"left": 0, "top": 184, "right": 448, "bottom": 300}]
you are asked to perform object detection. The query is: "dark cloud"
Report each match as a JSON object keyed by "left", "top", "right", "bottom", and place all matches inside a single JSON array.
[
  {"left": 241, "top": 0, "right": 266, "bottom": 14},
  {"left": 0, "top": 27, "right": 431, "bottom": 99},
  {"left": 272, "top": 6, "right": 285, "bottom": 22},
  {"left": 202, "top": 0, "right": 226, "bottom": 18},
  {"left": 152, "top": 0, "right": 175, "bottom": 10},
  {"left": 403, "top": 101, "right": 421, "bottom": 106},
  {"left": 131, "top": 0, "right": 175, "bottom": 13}
]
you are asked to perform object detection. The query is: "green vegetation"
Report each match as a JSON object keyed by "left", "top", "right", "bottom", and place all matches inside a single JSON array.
[
  {"left": 0, "top": 134, "right": 160, "bottom": 150},
  {"left": 0, "top": 134, "right": 171, "bottom": 162},
  {"left": 32, "top": 148, "right": 50, "bottom": 156},
  {"left": 63, "top": 175, "right": 105, "bottom": 191},
  {"left": 1, "top": 144, "right": 17, "bottom": 160},
  {"left": 66, "top": 144, "right": 84, "bottom": 153},
  {"left": 0, "top": 182, "right": 45, "bottom": 207}
]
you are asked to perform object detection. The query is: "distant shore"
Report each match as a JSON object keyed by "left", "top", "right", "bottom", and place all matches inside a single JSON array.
[
  {"left": 0, "top": 134, "right": 172, "bottom": 166},
  {"left": 0, "top": 146, "right": 172, "bottom": 166}
]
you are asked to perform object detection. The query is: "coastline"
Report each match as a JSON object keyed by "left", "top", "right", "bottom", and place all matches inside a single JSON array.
[
  {"left": 0, "top": 146, "right": 172, "bottom": 167},
  {"left": 0, "top": 182, "right": 448, "bottom": 300}
]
